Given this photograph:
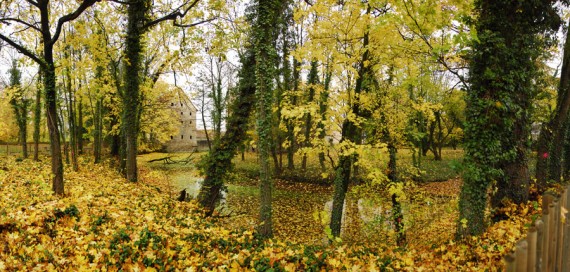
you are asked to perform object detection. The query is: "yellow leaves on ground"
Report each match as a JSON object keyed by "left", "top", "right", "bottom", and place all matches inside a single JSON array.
[{"left": 0, "top": 156, "right": 541, "bottom": 270}]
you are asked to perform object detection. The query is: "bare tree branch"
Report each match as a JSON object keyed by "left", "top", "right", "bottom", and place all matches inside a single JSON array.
[
  {"left": 142, "top": 0, "right": 200, "bottom": 30},
  {"left": 108, "top": 0, "right": 128, "bottom": 4},
  {"left": 173, "top": 18, "right": 215, "bottom": 28},
  {"left": 0, "top": 18, "right": 42, "bottom": 32},
  {"left": 0, "top": 33, "right": 45, "bottom": 67}
]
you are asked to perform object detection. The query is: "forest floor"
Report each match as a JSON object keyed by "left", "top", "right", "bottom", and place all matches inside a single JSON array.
[{"left": 0, "top": 153, "right": 541, "bottom": 270}]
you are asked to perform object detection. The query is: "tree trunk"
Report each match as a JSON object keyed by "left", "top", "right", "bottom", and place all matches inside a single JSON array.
[
  {"left": 301, "top": 61, "right": 318, "bottom": 170},
  {"left": 58, "top": 103, "right": 70, "bottom": 165},
  {"left": 318, "top": 61, "right": 332, "bottom": 171},
  {"left": 330, "top": 14, "right": 371, "bottom": 237},
  {"left": 198, "top": 52, "right": 256, "bottom": 215},
  {"left": 389, "top": 143, "right": 405, "bottom": 245},
  {"left": 33, "top": 70, "right": 42, "bottom": 161},
  {"left": 77, "top": 96, "right": 84, "bottom": 155},
  {"left": 458, "top": 0, "right": 556, "bottom": 237},
  {"left": 45, "top": 60, "right": 64, "bottom": 195},
  {"left": 94, "top": 96, "right": 103, "bottom": 164},
  {"left": 122, "top": 0, "right": 146, "bottom": 182},
  {"left": 330, "top": 153, "right": 351, "bottom": 237},
  {"left": 286, "top": 58, "right": 300, "bottom": 170},
  {"left": 8, "top": 59, "right": 29, "bottom": 159},
  {"left": 255, "top": 0, "right": 285, "bottom": 239},
  {"left": 65, "top": 49, "right": 78, "bottom": 171},
  {"left": 536, "top": 19, "right": 570, "bottom": 187}
]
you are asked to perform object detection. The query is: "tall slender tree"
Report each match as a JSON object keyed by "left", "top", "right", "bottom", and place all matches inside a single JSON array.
[{"left": 330, "top": 3, "right": 372, "bottom": 238}]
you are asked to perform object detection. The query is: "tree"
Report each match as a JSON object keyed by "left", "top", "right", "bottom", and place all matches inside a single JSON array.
[
  {"left": 329, "top": 2, "right": 373, "bottom": 238},
  {"left": 197, "top": 0, "right": 286, "bottom": 223},
  {"left": 118, "top": 0, "right": 214, "bottom": 181},
  {"left": 8, "top": 59, "right": 30, "bottom": 159},
  {"left": 536, "top": 18, "right": 570, "bottom": 188},
  {"left": 254, "top": 0, "right": 287, "bottom": 239},
  {"left": 0, "top": 0, "right": 100, "bottom": 194},
  {"left": 33, "top": 68, "right": 42, "bottom": 161},
  {"left": 458, "top": 0, "right": 561, "bottom": 237}
]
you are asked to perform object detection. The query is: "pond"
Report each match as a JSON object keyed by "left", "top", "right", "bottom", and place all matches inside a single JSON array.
[{"left": 140, "top": 152, "right": 459, "bottom": 247}]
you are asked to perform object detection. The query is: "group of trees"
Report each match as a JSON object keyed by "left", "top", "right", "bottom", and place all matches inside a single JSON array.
[{"left": 3, "top": 0, "right": 570, "bottom": 242}]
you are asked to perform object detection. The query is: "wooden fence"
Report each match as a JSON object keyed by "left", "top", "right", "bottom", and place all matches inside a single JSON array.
[{"left": 505, "top": 186, "right": 570, "bottom": 272}]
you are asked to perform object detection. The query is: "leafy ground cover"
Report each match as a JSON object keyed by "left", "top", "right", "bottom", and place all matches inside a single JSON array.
[{"left": 0, "top": 155, "right": 542, "bottom": 270}]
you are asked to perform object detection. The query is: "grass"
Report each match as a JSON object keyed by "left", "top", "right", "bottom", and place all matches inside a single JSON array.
[
  {"left": 232, "top": 147, "right": 464, "bottom": 184},
  {"left": 138, "top": 147, "right": 464, "bottom": 246}
]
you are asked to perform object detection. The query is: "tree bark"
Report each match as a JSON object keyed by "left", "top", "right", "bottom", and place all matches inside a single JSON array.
[
  {"left": 536, "top": 18, "right": 570, "bottom": 188},
  {"left": 318, "top": 61, "right": 332, "bottom": 171},
  {"left": 33, "top": 69, "right": 42, "bottom": 161},
  {"left": 286, "top": 58, "right": 300, "bottom": 170},
  {"left": 301, "top": 61, "right": 318, "bottom": 170},
  {"left": 198, "top": 52, "right": 256, "bottom": 215},
  {"left": 122, "top": 0, "right": 146, "bottom": 182},
  {"left": 330, "top": 13, "right": 371, "bottom": 237}
]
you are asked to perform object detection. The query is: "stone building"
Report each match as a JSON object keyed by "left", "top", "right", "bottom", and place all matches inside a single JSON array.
[{"left": 165, "top": 90, "right": 198, "bottom": 152}]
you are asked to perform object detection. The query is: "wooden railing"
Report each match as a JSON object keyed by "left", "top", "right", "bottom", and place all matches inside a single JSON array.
[{"left": 505, "top": 186, "right": 570, "bottom": 272}]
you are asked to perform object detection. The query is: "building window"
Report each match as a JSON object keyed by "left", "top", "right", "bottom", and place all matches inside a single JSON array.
[
  {"left": 181, "top": 103, "right": 183, "bottom": 106},
  {"left": 181, "top": 121, "right": 184, "bottom": 124},
  {"left": 189, "top": 121, "right": 192, "bottom": 124},
  {"left": 181, "top": 112, "right": 183, "bottom": 115},
  {"left": 189, "top": 112, "right": 192, "bottom": 116},
  {"left": 181, "top": 135, "right": 184, "bottom": 139},
  {"left": 170, "top": 136, "right": 173, "bottom": 140},
  {"left": 171, "top": 103, "right": 174, "bottom": 106},
  {"left": 190, "top": 136, "right": 193, "bottom": 139}
]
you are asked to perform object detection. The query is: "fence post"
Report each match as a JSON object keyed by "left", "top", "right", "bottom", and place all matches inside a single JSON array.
[
  {"left": 515, "top": 240, "right": 528, "bottom": 272},
  {"left": 548, "top": 202, "right": 557, "bottom": 272},
  {"left": 563, "top": 223, "right": 570, "bottom": 272},
  {"left": 527, "top": 226, "right": 537, "bottom": 272},
  {"left": 542, "top": 194, "right": 555, "bottom": 272},
  {"left": 535, "top": 220, "right": 544, "bottom": 272},
  {"left": 505, "top": 252, "right": 516, "bottom": 272},
  {"left": 558, "top": 189, "right": 568, "bottom": 271}
]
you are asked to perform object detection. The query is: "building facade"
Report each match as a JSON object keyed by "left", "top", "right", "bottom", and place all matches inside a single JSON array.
[{"left": 165, "top": 90, "right": 198, "bottom": 152}]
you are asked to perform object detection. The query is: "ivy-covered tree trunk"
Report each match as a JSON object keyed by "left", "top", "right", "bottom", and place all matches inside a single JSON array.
[
  {"left": 9, "top": 60, "right": 29, "bottom": 159},
  {"left": 536, "top": 19, "right": 570, "bottom": 187},
  {"left": 388, "top": 143, "right": 405, "bottom": 246},
  {"left": 58, "top": 103, "right": 70, "bottom": 165},
  {"left": 198, "top": 52, "right": 257, "bottom": 215},
  {"left": 122, "top": 0, "right": 146, "bottom": 182},
  {"left": 458, "top": 0, "right": 560, "bottom": 237},
  {"left": 45, "top": 56, "right": 65, "bottom": 195},
  {"left": 563, "top": 122, "right": 570, "bottom": 178},
  {"left": 33, "top": 69, "right": 42, "bottom": 161},
  {"left": 254, "top": 0, "right": 285, "bottom": 239}
]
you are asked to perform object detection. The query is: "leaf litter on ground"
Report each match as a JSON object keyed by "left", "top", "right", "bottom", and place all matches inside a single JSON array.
[{"left": 0, "top": 156, "right": 541, "bottom": 271}]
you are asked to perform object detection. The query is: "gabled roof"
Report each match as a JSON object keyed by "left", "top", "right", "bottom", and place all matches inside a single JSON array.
[{"left": 173, "top": 88, "right": 197, "bottom": 111}]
